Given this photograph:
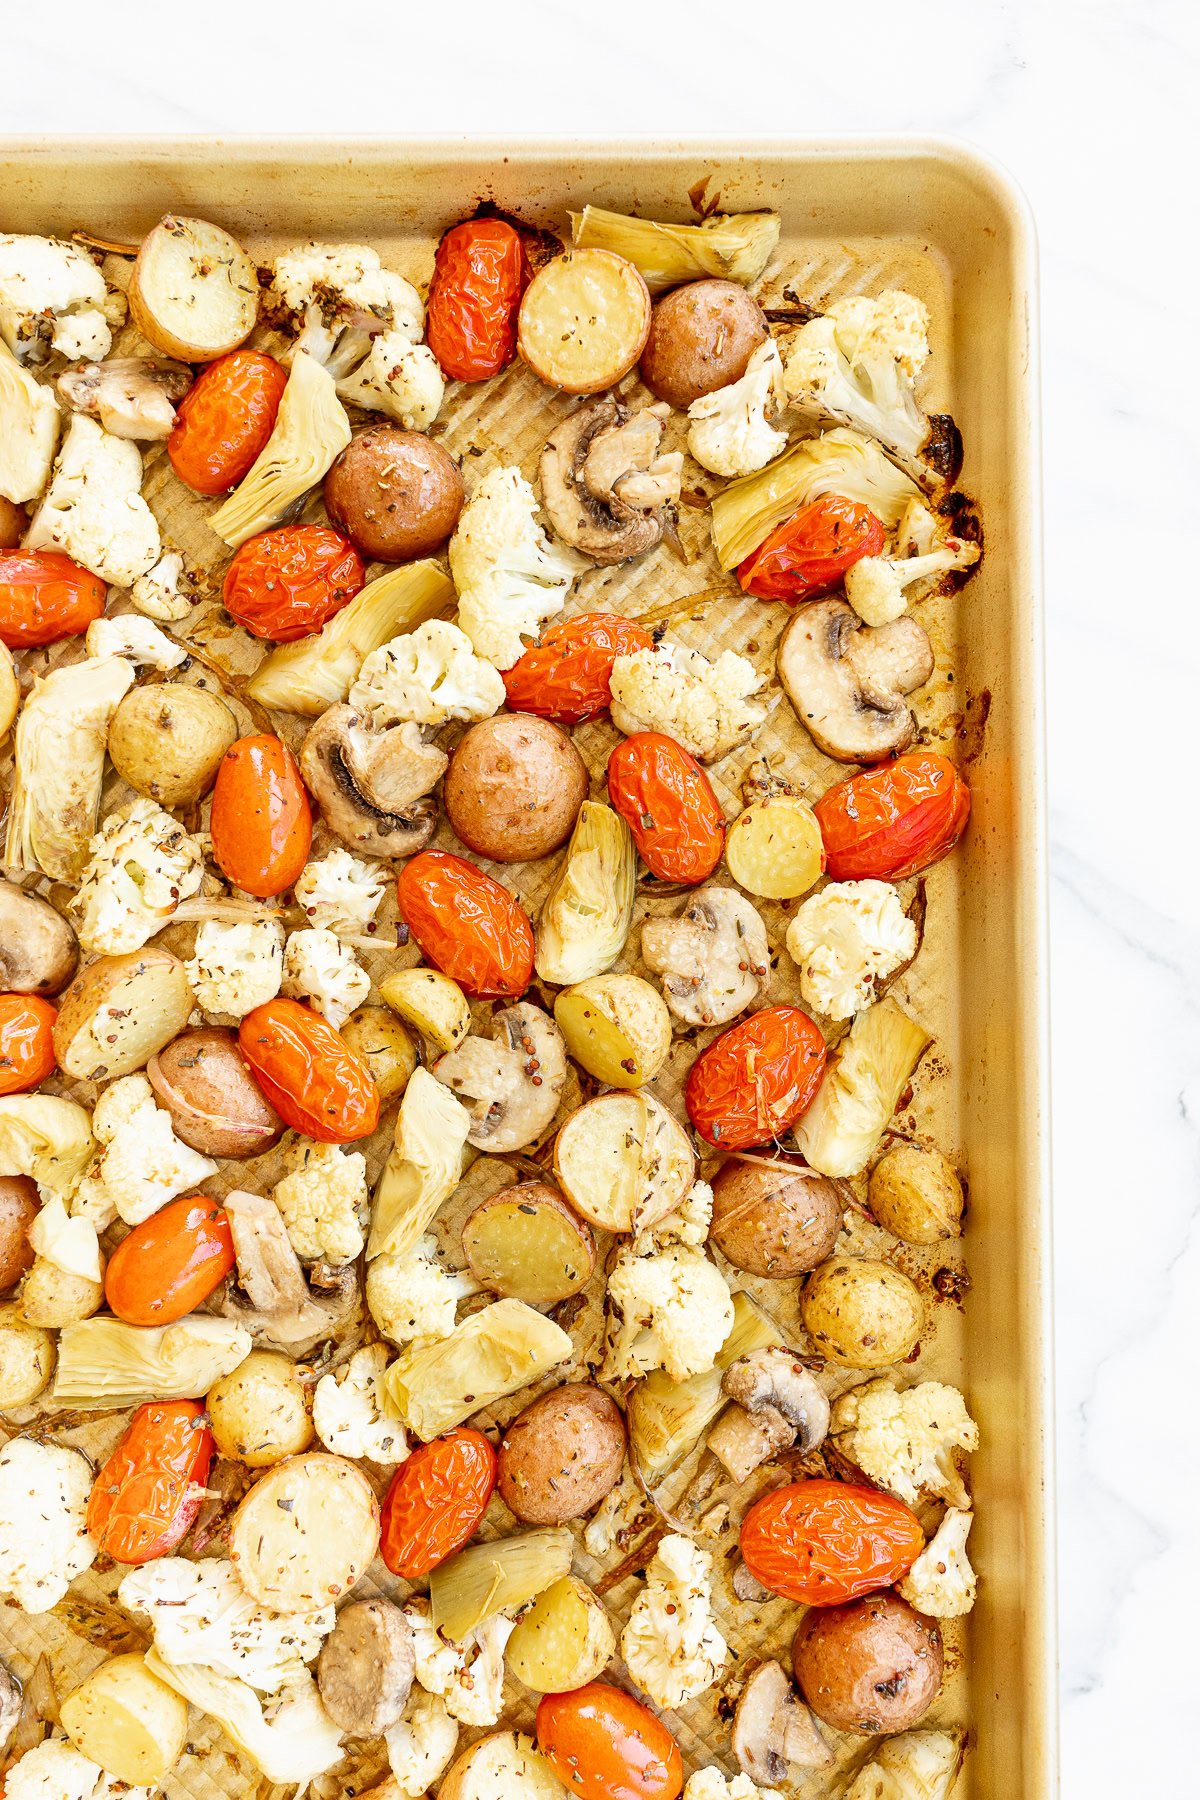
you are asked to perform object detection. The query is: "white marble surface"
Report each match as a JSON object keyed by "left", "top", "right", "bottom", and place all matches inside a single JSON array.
[{"left": 4, "top": 0, "right": 1196, "bottom": 1791}]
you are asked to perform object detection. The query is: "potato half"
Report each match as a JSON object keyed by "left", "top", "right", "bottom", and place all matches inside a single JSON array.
[
  {"left": 506, "top": 1576, "right": 616, "bottom": 1693},
  {"left": 554, "top": 1091, "right": 694, "bottom": 1233},
  {"left": 129, "top": 215, "right": 259, "bottom": 361},
  {"left": 440, "top": 1731, "right": 568, "bottom": 1800},
  {"left": 518, "top": 249, "right": 651, "bottom": 393},
  {"left": 61, "top": 1652, "right": 189, "bottom": 1786},
  {"left": 229, "top": 1452, "right": 379, "bottom": 1610},
  {"left": 726, "top": 794, "right": 825, "bottom": 899},
  {"left": 380, "top": 966, "right": 472, "bottom": 1054},
  {"left": 53, "top": 946, "right": 194, "bottom": 1081},
  {"left": 554, "top": 974, "right": 671, "bottom": 1089},
  {"left": 462, "top": 1183, "right": 595, "bottom": 1306}
]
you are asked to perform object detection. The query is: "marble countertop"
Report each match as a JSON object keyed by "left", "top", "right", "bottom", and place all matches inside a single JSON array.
[{"left": 4, "top": 1, "right": 1193, "bottom": 1791}]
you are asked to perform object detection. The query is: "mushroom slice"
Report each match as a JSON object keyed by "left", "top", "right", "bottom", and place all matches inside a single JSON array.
[
  {"left": 540, "top": 397, "right": 682, "bottom": 564},
  {"left": 56, "top": 358, "right": 193, "bottom": 441},
  {"left": 317, "top": 1597, "right": 414, "bottom": 1738},
  {"left": 641, "top": 887, "right": 769, "bottom": 1028},
  {"left": 0, "top": 878, "right": 79, "bottom": 995},
  {"left": 707, "top": 1347, "right": 831, "bottom": 1484},
  {"left": 434, "top": 1002, "right": 567, "bottom": 1153},
  {"left": 300, "top": 704, "right": 443, "bottom": 860},
  {"left": 733, "top": 1659, "right": 832, "bottom": 1784},
  {"left": 777, "top": 596, "right": 934, "bottom": 763},
  {"left": 220, "top": 1188, "right": 360, "bottom": 1354}
]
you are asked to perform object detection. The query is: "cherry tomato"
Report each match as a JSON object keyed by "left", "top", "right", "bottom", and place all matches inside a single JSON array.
[
  {"left": 815, "top": 750, "right": 971, "bottom": 881},
  {"left": 0, "top": 550, "right": 106, "bottom": 649},
  {"left": 104, "top": 1195, "right": 235, "bottom": 1327},
  {"left": 379, "top": 1429, "right": 497, "bottom": 1578},
  {"left": 210, "top": 734, "right": 312, "bottom": 898},
  {"left": 87, "top": 1400, "right": 214, "bottom": 1565},
  {"left": 607, "top": 732, "right": 725, "bottom": 884},
  {"left": 239, "top": 997, "right": 380, "bottom": 1143},
  {"left": 685, "top": 1004, "right": 826, "bottom": 1149},
  {"left": 427, "top": 217, "right": 524, "bottom": 382},
  {"left": 0, "top": 994, "right": 56, "bottom": 1096},
  {"left": 741, "top": 1478, "right": 925, "bottom": 1606},
  {"left": 736, "top": 495, "right": 886, "bottom": 602},
  {"left": 223, "top": 525, "right": 364, "bottom": 643},
  {"left": 503, "top": 612, "right": 655, "bottom": 724},
  {"left": 168, "top": 349, "right": 288, "bottom": 495},
  {"left": 537, "top": 1684, "right": 683, "bottom": 1800},
  {"left": 396, "top": 850, "right": 534, "bottom": 998}
]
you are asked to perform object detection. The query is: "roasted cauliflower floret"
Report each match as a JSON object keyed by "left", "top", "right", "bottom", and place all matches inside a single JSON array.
[
  {"left": 293, "top": 848, "right": 385, "bottom": 937},
  {"left": 74, "top": 797, "right": 204, "bottom": 956},
  {"left": 3, "top": 1736, "right": 153, "bottom": 1800},
  {"left": 897, "top": 1507, "right": 977, "bottom": 1618},
  {"left": 336, "top": 331, "right": 445, "bottom": 429},
  {"left": 271, "top": 1138, "right": 369, "bottom": 1265},
  {"left": 685, "top": 1773, "right": 781, "bottom": 1800},
  {"left": 687, "top": 339, "right": 786, "bottom": 479},
  {"left": 621, "top": 1533, "right": 729, "bottom": 1709},
  {"left": 119, "top": 1556, "right": 335, "bottom": 1692},
  {"left": 830, "top": 1377, "right": 979, "bottom": 1509},
  {"left": 268, "top": 242, "right": 424, "bottom": 376},
  {"left": 0, "top": 234, "right": 120, "bottom": 364},
  {"left": 602, "top": 1241, "right": 734, "bottom": 1383},
  {"left": 366, "top": 1234, "right": 477, "bottom": 1348},
  {"left": 403, "top": 1600, "right": 513, "bottom": 1728},
  {"left": 187, "top": 916, "right": 285, "bottom": 1019},
  {"left": 83, "top": 613, "right": 186, "bottom": 669},
  {"left": 312, "top": 1343, "right": 408, "bottom": 1463},
  {"left": 24, "top": 415, "right": 160, "bottom": 586},
  {"left": 785, "top": 879, "right": 917, "bottom": 1021},
  {"left": 0, "top": 1438, "right": 96, "bottom": 1614},
  {"left": 449, "top": 465, "right": 576, "bottom": 670},
  {"left": 128, "top": 550, "right": 193, "bottom": 622},
  {"left": 783, "top": 290, "right": 931, "bottom": 469},
  {"left": 609, "top": 638, "right": 766, "bottom": 763},
  {"left": 385, "top": 1688, "right": 460, "bottom": 1798},
  {"left": 350, "top": 618, "right": 506, "bottom": 728},
  {"left": 844, "top": 534, "right": 981, "bottom": 626},
  {"left": 281, "top": 925, "right": 369, "bottom": 1028},
  {"left": 70, "top": 1073, "right": 217, "bottom": 1230}
]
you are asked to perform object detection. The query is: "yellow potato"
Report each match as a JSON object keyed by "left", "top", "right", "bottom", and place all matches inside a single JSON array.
[
  {"left": 440, "top": 1731, "right": 568, "bottom": 1800},
  {"left": 61, "top": 1652, "right": 189, "bottom": 1786},
  {"left": 0, "top": 1306, "right": 54, "bottom": 1405},
  {"left": 801, "top": 1256, "right": 926, "bottom": 1368},
  {"left": 507, "top": 1576, "right": 616, "bottom": 1693},
  {"left": 380, "top": 967, "right": 471, "bottom": 1053},
  {"left": 339, "top": 1005, "right": 417, "bottom": 1105},
  {"left": 129, "top": 215, "right": 258, "bottom": 361},
  {"left": 108, "top": 683, "right": 238, "bottom": 808},
  {"left": 52, "top": 946, "right": 193, "bottom": 1081},
  {"left": 229, "top": 1453, "right": 380, "bottom": 1611},
  {"left": 461, "top": 1183, "right": 595, "bottom": 1306},
  {"left": 726, "top": 794, "right": 825, "bottom": 899},
  {"left": 18, "top": 1259, "right": 103, "bottom": 1329},
  {"left": 208, "top": 1349, "right": 314, "bottom": 1467},
  {"left": 518, "top": 249, "right": 651, "bottom": 394},
  {"left": 869, "top": 1144, "right": 964, "bottom": 1245},
  {"left": 554, "top": 974, "right": 671, "bottom": 1089},
  {"left": 554, "top": 1091, "right": 694, "bottom": 1233}
]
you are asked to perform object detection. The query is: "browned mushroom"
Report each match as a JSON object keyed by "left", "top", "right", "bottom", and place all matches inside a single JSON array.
[
  {"left": 300, "top": 704, "right": 444, "bottom": 859},
  {"left": 539, "top": 397, "right": 682, "bottom": 564},
  {"left": 641, "top": 887, "right": 770, "bottom": 1028},
  {"left": 777, "top": 597, "right": 933, "bottom": 763},
  {"left": 733, "top": 1659, "right": 832, "bottom": 1784},
  {"left": 57, "top": 358, "right": 192, "bottom": 440},
  {"left": 434, "top": 1002, "right": 567, "bottom": 1153},
  {"left": 218, "top": 1189, "right": 360, "bottom": 1354},
  {"left": 707, "top": 1347, "right": 830, "bottom": 1484},
  {"left": 317, "top": 1597, "right": 414, "bottom": 1737}
]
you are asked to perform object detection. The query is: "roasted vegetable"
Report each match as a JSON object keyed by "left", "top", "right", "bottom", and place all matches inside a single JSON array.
[
  {"left": 794, "top": 998, "right": 931, "bottom": 1177},
  {"left": 571, "top": 207, "right": 780, "bottom": 292},
  {"left": 209, "top": 351, "right": 351, "bottom": 548},
  {"left": 535, "top": 801, "right": 636, "bottom": 987},
  {"left": 4, "top": 655, "right": 134, "bottom": 881},
  {"left": 430, "top": 1528, "right": 573, "bottom": 1642},
  {"left": 382, "top": 1299, "right": 573, "bottom": 1441},
  {"left": 51, "top": 1316, "right": 251, "bottom": 1407}
]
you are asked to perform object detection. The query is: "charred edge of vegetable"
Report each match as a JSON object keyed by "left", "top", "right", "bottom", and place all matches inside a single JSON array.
[{"left": 924, "top": 414, "right": 964, "bottom": 489}]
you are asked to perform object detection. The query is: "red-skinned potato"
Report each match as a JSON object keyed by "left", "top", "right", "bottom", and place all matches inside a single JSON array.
[
  {"left": 709, "top": 1159, "right": 845, "bottom": 1277},
  {"left": 147, "top": 1028, "right": 283, "bottom": 1159},
  {"left": 444, "top": 714, "right": 588, "bottom": 863},
  {"left": 498, "top": 1385, "right": 626, "bottom": 1525},
  {"left": 324, "top": 425, "right": 464, "bottom": 564},
  {"left": 640, "top": 279, "right": 769, "bottom": 410},
  {"left": 791, "top": 1591, "right": 943, "bottom": 1734},
  {"left": 0, "top": 1177, "right": 38, "bottom": 1293}
]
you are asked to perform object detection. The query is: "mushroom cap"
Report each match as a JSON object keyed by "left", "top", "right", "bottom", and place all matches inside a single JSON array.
[
  {"left": 777, "top": 597, "right": 934, "bottom": 763},
  {"left": 539, "top": 397, "right": 672, "bottom": 565},
  {"left": 733, "top": 1658, "right": 832, "bottom": 1785},
  {"left": 721, "top": 1346, "right": 831, "bottom": 1452},
  {"left": 317, "top": 1597, "right": 414, "bottom": 1737},
  {"left": 219, "top": 1188, "right": 360, "bottom": 1355},
  {"left": 0, "top": 879, "right": 79, "bottom": 995},
  {"left": 434, "top": 1001, "right": 567, "bottom": 1153},
  {"left": 641, "top": 886, "right": 769, "bottom": 1028},
  {"left": 299, "top": 704, "right": 442, "bottom": 860}
]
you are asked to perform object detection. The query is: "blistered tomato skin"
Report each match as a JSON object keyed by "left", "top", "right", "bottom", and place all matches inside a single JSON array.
[
  {"left": 86, "top": 1400, "right": 214, "bottom": 1566},
  {"left": 0, "top": 994, "right": 57, "bottom": 1096},
  {"left": 379, "top": 1429, "right": 497, "bottom": 1579},
  {"left": 537, "top": 1684, "right": 683, "bottom": 1800},
  {"left": 685, "top": 1004, "right": 826, "bottom": 1150},
  {"left": 104, "top": 1196, "right": 235, "bottom": 1327},
  {"left": 607, "top": 732, "right": 725, "bottom": 885},
  {"left": 737, "top": 495, "right": 886, "bottom": 603},
  {"left": 168, "top": 349, "right": 288, "bottom": 495},
  {"left": 815, "top": 751, "right": 971, "bottom": 882},
  {"left": 426, "top": 218, "right": 524, "bottom": 382},
  {"left": 740, "top": 1479, "right": 925, "bottom": 1606},
  {"left": 238, "top": 998, "right": 380, "bottom": 1143},
  {"left": 503, "top": 613, "right": 655, "bottom": 724},
  {"left": 209, "top": 734, "right": 313, "bottom": 898},
  {"left": 222, "top": 525, "right": 365, "bottom": 642},
  {"left": 396, "top": 850, "right": 535, "bottom": 999},
  {"left": 0, "top": 550, "right": 106, "bottom": 648}
]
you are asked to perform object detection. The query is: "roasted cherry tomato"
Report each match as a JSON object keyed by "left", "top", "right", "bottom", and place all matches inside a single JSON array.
[
  {"left": 736, "top": 495, "right": 886, "bottom": 602},
  {"left": 210, "top": 734, "right": 312, "bottom": 898},
  {"left": 815, "top": 750, "right": 971, "bottom": 882},
  {"left": 685, "top": 1004, "right": 826, "bottom": 1149},
  {"left": 740, "top": 1478, "right": 925, "bottom": 1606},
  {"left": 87, "top": 1400, "right": 214, "bottom": 1566},
  {"left": 537, "top": 1683, "right": 683, "bottom": 1800},
  {"left": 168, "top": 349, "right": 288, "bottom": 495},
  {"left": 104, "top": 1195, "right": 235, "bottom": 1327},
  {"left": 0, "top": 994, "right": 56, "bottom": 1096},
  {"left": 379, "top": 1428, "right": 497, "bottom": 1578},
  {"left": 239, "top": 997, "right": 380, "bottom": 1143},
  {"left": 427, "top": 217, "right": 524, "bottom": 382},
  {"left": 222, "top": 524, "right": 364, "bottom": 642},
  {"left": 607, "top": 732, "right": 725, "bottom": 884},
  {"left": 0, "top": 550, "right": 106, "bottom": 649},
  {"left": 396, "top": 850, "right": 534, "bottom": 998},
  {"left": 503, "top": 612, "right": 655, "bottom": 724}
]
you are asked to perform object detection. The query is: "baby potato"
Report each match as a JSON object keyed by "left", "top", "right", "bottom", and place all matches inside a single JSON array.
[
  {"left": 324, "top": 425, "right": 464, "bottom": 563},
  {"left": 554, "top": 973, "right": 671, "bottom": 1089},
  {"left": 554, "top": 1091, "right": 694, "bottom": 1233},
  {"left": 462, "top": 1183, "right": 595, "bottom": 1306},
  {"left": 0, "top": 1303, "right": 54, "bottom": 1405},
  {"left": 640, "top": 278, "right": 769, "bottom": 410},
  {"left": 130, "top": 215, "right": 259, "bottom": 361},
  {"left": 869, "top": 1144, "right": 964, "bottom": 1245},
  {"left": 518, "top": 248, "right": 651, "bottom": 393},
  {"left": 208, "top": 1348, "right": 314, "bottom": 1467},
  {"left": 444, "top": 714, "right": 588, "bottom": 864},
  {"left": 108, "top": 682, "right": 239, "bottom": 809},
  {"left": 61, "top": 1652, "right": 189, "bottom": 1786},
  {"left": 0, "top": 1175, "right": 38, "bottom": 1293},
  {"left": 726, "top": 794, "right": 825, "bottom": 899},
  {"left": 229, "top": 1452, "right": 380, "bottom": 1611},
  {"left": 380, "top": 966, "right": 471, "bottom": 1053},
  {"left": 339, "top": 1005, "right": 417, "bottom": 1105},
  {"left": 792, "top": 1591, "right": 943, "bottom": 1735},
  {"left": 440, "top": 1731, "right": 568, "bottom": 1800},
  {"left": 53, "top": 946, "right": 194, "bottom": 1081},
  {"left": 18, "top": 1258, "right": 103, "bottom": 1329},
  {"left": 709, "top": 1158, "right": 845, "bottom": 1277},
  {"left": 147, "top": 1027, "right": 283, "bottom": 1160},
  {"left": 507, "top": 1575, "right": 616, "bottom": 1694},
  {"left": 801, "top": 1257, "right": 925, "bottom": 1368},
  {"left": 498, "top": 1384, "right": 626, "bottom": 1525}
]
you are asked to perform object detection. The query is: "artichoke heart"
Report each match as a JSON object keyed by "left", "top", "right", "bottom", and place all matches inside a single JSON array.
[
  {"left": 382, "top": 1299, "right": 572, "bottom": 1441},
  {"left": 795, "top": 997, "right": 932, "bottom": 1179},
  {"left": 430, "top": 1528, "right": 573, "bottom": 1642},
  {"left": 52, "top": 1316, "right": 252, "bottom": 1406},
  {"left": 4, "top": 656, "right": 135, "bottom": 882},
  {"left": 571, "top": 207, "right": 780, "bottom": 294},
  {"left": 535, "top": 801, "right": 636, "bottom": 987},
  {"left": 367, "top": 1067, "right": 472, "bottom": 1261},
  {"left": 210, "top": 351, "right": 351, "bottom": 548}
]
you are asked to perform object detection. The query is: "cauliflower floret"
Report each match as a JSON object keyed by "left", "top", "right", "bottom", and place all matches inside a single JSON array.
[
  {"left": 70, "top": 1073, "right": 217, "bottom": 1230},
  {"left": 144, "top": 1662, "right": 342, "bottom": 1787},
  {"left": 785, "top": 880, "right": 917, "bottom": 1021},
  {"left": 826, "top": 290, "right": 930, "bottom": 382},
  {"left": 25, "top": 415, "right": 160, "bottom": 586},
  {"left": 313, "top": 1343, "right": 408, "bottom": 1462},
  {"left": 582, "top": 1464, "right": 649, "bottom": 1558},
  {"left": 0, "top": 235, "right": 118, "bottom": 364},
  {"left": 119, "top": 1557, "right": 336, "bottom": 1692},
  {"left": 367, "top": 1234, "right": 477, "bottom": 1347},
  {"left": 830, "top": 1378, "right": 979, "bottom": 1509},
  {"left": 0, "top": 338, "right": 59, "bottom": 505},
  {"left": 404, "top": 1600, "right": 513, "bottom": 1727},
  {"left": 336, "top": 330, "right": 445, "bottom": 429},
  {"left": 269, "top": 242, "right": 424, "bottom": 375},
  {"left": 74, "top": 797, "right": 204, "bottom": 956},
  {"left": 687, "top": 339, "right": 786, "bottom": 479},
  {"left": 385, "top": 1688, "right": 460, "bottom": 1797},
  {"left": 128, "top": 549, "right": 193, "bottom": 622},
  {"left": 187, "top": 916, "right": 286, "bottom": 1019},
  {"left": 4, "top": 1737, "right": 153, "bottom": 1800},
  {"left": 294, "top": 848, "right": 386, "bottom": 937},
  {"left": 685, "top": 1773, "right": 781, "bottom": 1800},
  {"left": 632, "top": 1179, "right": 714, "bottom": 1254},
  {"left": 272, "top": 1138, "right": 368, "bottom": 1264},
  {"left": 897, "top": 1507, "right": 977, "bottom": 1618},
  {"left": 449, "top": 465, "right": 576, "bottom": 671},
  {"left": 281, "top": 925, "right": 369, "bottom": 1028},
  {"left": 84, "top": 613, "right": 185, "bottom": 669},
  {"left": 621, "top": 1533, "right": 729, "bottom": 1709},
  {"left": 0, "top": 1438, "right": 96, "bottom": 1613},
  {"left": 609, "top": 638, "right": 766, "bottom": 763},
  {"left": 783, "top": 291, "right": 930, "bottom": 456},
  {"left": 844, "top": 534, "right": 981, "bottom": 626},
  {"left": 602, "top": 1242, "right": 734, "bottom": 1383},
  {"left": 350, "top": 618, "right": 506, "bottom": 729},
  {"left": 842, "top": 1730, "right": 965, "bottom": 1800}
]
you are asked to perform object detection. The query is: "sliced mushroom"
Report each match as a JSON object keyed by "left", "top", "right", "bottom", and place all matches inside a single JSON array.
[
  {"left": 300, "top": 704, "right": 444, "bottom": 859},
  {"left": 0, "top": 1659, "right": 22, "bottom": 1752},
  {"left": 641, "top": 887, "right": 769, "bottom": 1028},
  {"left": 433, "top": 1001, "right": 566, "bottom": 1153},
  {"left": 540, "top": 397, "right": 683, "bottom": 564},
  {"left": 57, "top": 358, "right": 193, "bottom": 441},
  {"left": 0, "top": 879, "right": 79, "bottom": 995},
  {"left": 778, "top": 596, "right": 934, "bottom": 763},
  {"left": 733, "top": 1659, "right": 832, "bottom": 1784},
  {"left": 707, "top": 1347, "right": 830, "bottom": 1484},
  {"left": 218, "top": 1188, "right": 360, "bottom": 1354},
  {"left": 317, "top": 1597, "right": 414, "bottom": 1737},
  {"left": 731, "top": 1560, "right": 772, "bottom": 1604}
]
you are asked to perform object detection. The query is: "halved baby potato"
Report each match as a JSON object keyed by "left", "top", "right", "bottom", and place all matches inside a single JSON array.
[
  {"left": 440, "top": 1731, "right": 568, "bottom": 1800},
  {"left": 506, "top": 1575, "right": 616, "bottom": 1694},
  {"left": 339, "top": 1005, "right": 417, "bottom": 1105},
  {"left": 554, "top": 973, "right": 671, "bottom": 1089},
  {"left": 129, "top": 215, "right": 259, "bottom": 361},
  {"left": 229, "top": 1452, "right": 379, "bottom": 1611},
  {"left": 380, "top": 966, "right": 472, "bottom": 1054},
  {"left": 462, "top": 1182, "right": 595, "bottom": 1306},
  {"left": 518, "top": 249, "right": 651, "bottom": 394},
  {"left": 554, "top": 1090, "right": 694, "bottom": 1233},
  {"left": 726, "top": 794, "right": 825, "bottom": 899},
  {"left": 61, "top": 1652, "right": 189, "bottom": 1787},
  {"left": 53, "top": 946, "right": 194, "bottom": 1081}
]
